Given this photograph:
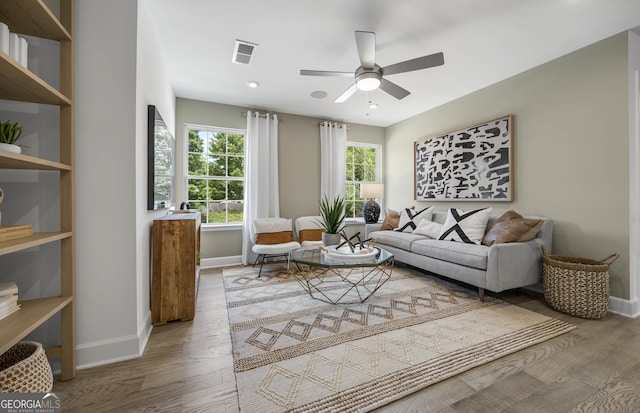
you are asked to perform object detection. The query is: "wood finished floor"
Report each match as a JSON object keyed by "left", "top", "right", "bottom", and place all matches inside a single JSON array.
[{"left": 53, "top": 266, "right": 640, "bottom": 412}]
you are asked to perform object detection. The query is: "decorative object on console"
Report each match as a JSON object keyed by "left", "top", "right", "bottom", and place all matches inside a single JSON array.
[
  {"left": 415, "top": 115, "right": 513, "bottom": 201},
  {"left": 318, "top": 195, "right": 346, "bottom": 246},
  {"left": 360, "top": 183, "right": 383, "bottom": 223},
  {"left": 395, "top": 206, "right": 434, "bottom": 233},
  {"left": 438, "top": 207, "right": 492, "bottom": 244},
  {"left": 0, "top": 119, "right": 23, "bottom": 154},
  {"left": 482, "top": 210, "right": 544, "bottom": 246}
]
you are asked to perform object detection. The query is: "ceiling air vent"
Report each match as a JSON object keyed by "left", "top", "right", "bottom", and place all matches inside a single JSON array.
[{"left": 232, "top": 40, "right": 258, "bottom": 64}]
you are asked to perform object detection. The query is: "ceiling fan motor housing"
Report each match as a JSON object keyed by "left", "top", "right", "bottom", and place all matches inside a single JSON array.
[{"left": 355, "top": 65, "right": 382, "bottom": 91}]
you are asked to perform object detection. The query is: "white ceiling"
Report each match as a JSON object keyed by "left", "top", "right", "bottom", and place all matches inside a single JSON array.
[{"left": 146, "top": 0, "right": 640, "bottom": 127}]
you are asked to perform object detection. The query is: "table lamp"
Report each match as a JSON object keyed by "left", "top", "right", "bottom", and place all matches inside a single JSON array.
[{"left": 360, "top": 183, "right": 384, "bottom": 223}]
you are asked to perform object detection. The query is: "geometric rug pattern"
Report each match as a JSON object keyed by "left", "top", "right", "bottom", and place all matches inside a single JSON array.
[{"left": 223, "top": 264, "right": 575, "bottom": 412}]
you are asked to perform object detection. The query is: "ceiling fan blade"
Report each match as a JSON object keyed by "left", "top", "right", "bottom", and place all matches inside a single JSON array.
[
  {"left": 380, "top": 78, "right": 410, "bottom": 100},
  {"left": 300, "top": 70, "right": 354, "bottom": 77},
  {"left": 355, "top": 31, "right": 376, "bottom": 70},
  {"left": 382, "top": 52, "right": 444, "bottom": 76},
  {"left": 334, "top": 83, "right": 359, "bottom": 103}
]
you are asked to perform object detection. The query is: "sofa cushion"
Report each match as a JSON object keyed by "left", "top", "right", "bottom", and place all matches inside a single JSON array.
[
  {"left": 438, "top": 207, "right": 492, "bottom": 244},
  {"left": 395, "top": 206, "right": 434, "bottom": 233},
  {"left": 411, "top": 239, "right": 489, "bottom": 270},
  {"left": 369, "top": 230, "right": 426, "bottom": 252}
]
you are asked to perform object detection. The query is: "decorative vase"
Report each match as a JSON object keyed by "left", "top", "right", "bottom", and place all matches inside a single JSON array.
[
  {"left": 322, "top": 232, "right": 342, "bottom": 247},
  {"left": 0, "top": 143, "right": 21, "bottom": 154},
  {"left": 362, "top": 199, "right": 381, "bottom": 223}
]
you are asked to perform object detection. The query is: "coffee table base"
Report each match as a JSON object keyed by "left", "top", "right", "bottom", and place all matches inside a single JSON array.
[{"left": 292, "top": 259, "right": 394, "bottom": 304}]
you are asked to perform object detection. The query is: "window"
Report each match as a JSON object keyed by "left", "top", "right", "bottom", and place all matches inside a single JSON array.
[
  {"left": 345, "top": 143, "right": 381, "bottom": 219},
  {"left": 185, "top": 125, "right": 245, "bottom": 225}
]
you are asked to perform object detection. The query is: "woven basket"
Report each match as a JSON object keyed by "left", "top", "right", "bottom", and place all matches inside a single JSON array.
[
  {"left": 542, "top": 246, "right": 619, "bottom": 319},
  {"left": 0, "top": 341, "right": 53, "bottom": 392}
]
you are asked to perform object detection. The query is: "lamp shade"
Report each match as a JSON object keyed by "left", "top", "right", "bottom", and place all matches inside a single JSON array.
[{"left": 360, "top": 183, "right": 384, "bottom": 199}]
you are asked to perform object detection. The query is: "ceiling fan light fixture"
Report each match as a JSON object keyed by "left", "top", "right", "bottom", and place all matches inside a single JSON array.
[{"left": 356, "top": 72, "right": 381, "bottom": 91}]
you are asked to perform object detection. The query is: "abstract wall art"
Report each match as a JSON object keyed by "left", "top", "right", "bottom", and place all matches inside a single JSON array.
[{"left": 414, "top": 115, "right": 513, "bottom": 201}]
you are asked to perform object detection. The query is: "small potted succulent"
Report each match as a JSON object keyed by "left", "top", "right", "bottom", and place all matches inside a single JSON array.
[
  {"left": 318, "top": 195, "right": 346, "bottom": 246},
  {"left": 0, "top": 119, "right": 23, "bottom": 154}
]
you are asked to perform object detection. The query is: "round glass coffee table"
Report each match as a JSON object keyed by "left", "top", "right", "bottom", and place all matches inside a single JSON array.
[{"left": 289, "top": 247, "right": 394, "bottom": 304}]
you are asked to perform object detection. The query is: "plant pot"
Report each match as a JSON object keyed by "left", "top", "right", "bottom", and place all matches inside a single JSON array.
[
  {"left": 322, "top": 232, "right": 342, "bottom": 247},
  {"left": 0, "top": 142, "right": 21, "bottom": 154}
]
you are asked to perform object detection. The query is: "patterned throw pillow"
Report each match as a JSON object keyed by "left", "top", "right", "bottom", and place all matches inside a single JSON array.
[
  {"left": 438, "top": 208, "right": 492, "bottom": 244},
  {"left": 395, "top": 206, "right": 434, "bottom": 233}
]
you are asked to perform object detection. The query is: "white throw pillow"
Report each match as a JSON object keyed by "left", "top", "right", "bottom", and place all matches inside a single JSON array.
[
  {"left": 438, "top": 208, "right": 492, "bottom": 244},
  {"left": 413, "top": 219, "right": 443, "bottom": 239},
  {"left": 395, "top": 206, "right": 434, "bottom": 233}
]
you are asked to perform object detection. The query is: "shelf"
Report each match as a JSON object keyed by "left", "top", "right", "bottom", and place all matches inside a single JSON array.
[
  {"left": 0, "top": 231, "right": 72, "bottom": 256},
  {"left": 0, "top": 150, "right": 71, "bottom": 170},
  {"left": 0, "top": 51, "right": 71, "bottom": 105},
  {"left": 0, "top": 296, "right": 73, "bottom": 355},
  {"left": 0, "top": 0, "right": 70, "bottom": 41}
]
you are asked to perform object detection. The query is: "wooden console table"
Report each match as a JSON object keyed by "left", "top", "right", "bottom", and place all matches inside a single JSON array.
[{"left": 151, "top": 212, "right": 201, "bottom": 325}]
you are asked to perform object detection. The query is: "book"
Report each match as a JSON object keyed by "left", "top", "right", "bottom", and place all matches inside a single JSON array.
[
  {"left": 0, "top": 304, "right": 20, "bottom": 320},
  {"left": 0, "top": 293, "right": 18, "bottom": 309},
  {"left": 0, "top": 281, "right": 18, "bottom": 296}
]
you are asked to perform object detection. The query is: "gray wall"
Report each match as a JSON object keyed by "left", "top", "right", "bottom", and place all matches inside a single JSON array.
[
  {"left": 175, "top": 98, "right": 385, "bottom": 260},
  {"left": 73, "top": 0, "right": 175, "bottom": 368},
  {"left": 386, "top": 33, "right": 631, "bottom": 299}
]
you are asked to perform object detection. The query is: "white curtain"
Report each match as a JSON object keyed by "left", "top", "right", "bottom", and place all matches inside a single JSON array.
[
  {"left": 242, "top": 112, "right": 279, "bottom": 265},
  {"left": 320, "top": 121, "right": 347, "bottom": 201}
]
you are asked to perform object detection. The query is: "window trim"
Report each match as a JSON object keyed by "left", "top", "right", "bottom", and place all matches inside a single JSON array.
[
  {"left": 183, "top": 123, "right": 246, "bottom": 227},
  {"left": 345, "top": 141, "right": 383, "bottom": 220}
]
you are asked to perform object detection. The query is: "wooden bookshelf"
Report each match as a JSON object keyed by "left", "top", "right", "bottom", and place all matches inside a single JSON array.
[
  {"left": 0, "top": 0, "right": 75, "bottom": 381},
  {"left": 0, "top": 296, "right": 73, "bottom": 355},
  {"left": 0, "top": 151, "right": 71, "bottom": 170}
]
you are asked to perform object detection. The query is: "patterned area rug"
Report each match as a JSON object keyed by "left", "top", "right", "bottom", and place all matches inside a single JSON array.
[{"left": 223, "top": 264, "right": 574, "bottom": 413}]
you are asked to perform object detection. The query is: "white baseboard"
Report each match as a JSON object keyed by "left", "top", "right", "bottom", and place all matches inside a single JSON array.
[
  {"left": 201, "top": 255, "right": 242, "bottom": 268},
  {"left": 75, "top": 311, "right": 153, "bottom": 370},
  {"left": 608, "top": 296, "right": 640, "bottom": 318}
]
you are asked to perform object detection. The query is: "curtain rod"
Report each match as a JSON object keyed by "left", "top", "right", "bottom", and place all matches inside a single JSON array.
[
  {"left": 318, "top": 122, "right": 349, "bottom": 129},
  {"left": 241, "top": 111, "right": 283, "bottom": 120}
]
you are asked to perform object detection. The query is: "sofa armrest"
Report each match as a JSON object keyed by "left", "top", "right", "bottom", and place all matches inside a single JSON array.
[
  {"left": 365, "top": 223, "right": 383, "bottom": 237},
  {"left": 485, "top": 238, "right": 544, "bottom": 292}
]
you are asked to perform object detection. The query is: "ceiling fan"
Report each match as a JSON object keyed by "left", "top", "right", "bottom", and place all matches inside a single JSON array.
[{"left": 300, "top": 31, "right": 444, "bottom": 103}]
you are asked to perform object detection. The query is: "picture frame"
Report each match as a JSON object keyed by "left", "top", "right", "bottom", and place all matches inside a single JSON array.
[{"left": 414, "top": 115, "right": 513, "bottom": 201}]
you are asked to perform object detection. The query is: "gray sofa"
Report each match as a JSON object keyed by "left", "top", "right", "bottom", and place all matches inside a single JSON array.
[{"left": 367, "top": 210, "right": 553, "bottom": 300}]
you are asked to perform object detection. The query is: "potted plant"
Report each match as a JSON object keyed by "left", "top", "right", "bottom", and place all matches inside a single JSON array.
[
  {"left": 0, "top": 119, "right": 23, "bottom": 154},
  {"left": 318, "top": 194, "right": 346, "bottom": 246}
]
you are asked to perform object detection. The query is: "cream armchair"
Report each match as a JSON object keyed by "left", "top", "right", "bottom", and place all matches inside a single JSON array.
[
  {"left": 294, "top": 215, "right": 325, "bottom": 247},
  {"left": 251, "top": 217, "right": 301, "bottom": 276}
]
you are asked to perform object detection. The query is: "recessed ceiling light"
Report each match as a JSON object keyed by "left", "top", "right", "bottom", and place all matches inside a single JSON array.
[
  {"left": 310, "top": 90, "right": 328, "bottom": 99},
  {"left": 368, "top": 102, "right": 379, "bottom": 109},
  {"left": 246, "top": 80, "right": 260, "bottom": 88}
]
